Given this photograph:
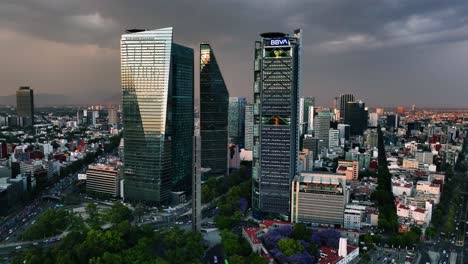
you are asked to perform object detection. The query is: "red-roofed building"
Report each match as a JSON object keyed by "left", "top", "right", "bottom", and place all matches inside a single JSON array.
[
  {"left": 318, "top": 244, "right": 359, "bottom": 264},
  {"left": 260, "top": 220, "right": 291, "bottom": 229},
  {"left": 242, "top": 227, "right": 263, "bottom": 253}
]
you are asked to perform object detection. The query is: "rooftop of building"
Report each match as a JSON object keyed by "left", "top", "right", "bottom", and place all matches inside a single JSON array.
[
  {"left": 318, "top": 245, "right": 358, "bottom": 264},
  {"left": 242, "top": 226, "right": 261, "bottom": 244}
]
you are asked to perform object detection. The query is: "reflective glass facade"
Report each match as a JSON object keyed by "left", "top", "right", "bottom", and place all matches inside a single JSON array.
[
  {"left": 252, "top": 30, "right": 302, "bottom": 216},
  {"left": 121, "top": 28, "right": 194, "bottom": 204},
  {"left": 200, "top": 44, "right": 229, "bottom": 176},
  {"left": 228, "top": 97, "right": 247, "bottom": 148}
]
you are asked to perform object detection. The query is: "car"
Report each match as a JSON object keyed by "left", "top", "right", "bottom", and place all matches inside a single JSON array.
[
  {"left": 15, "top": 246, "right": 22, "bottom": 250},
  {"left": 443, "top": 250, "right": 446, "bottom": 254},
  {"left": 33, "top": 242, "right": 38, "bottom": 246},
  {"left": 213, "top": 256, "right": 218, "bottom": 263}
]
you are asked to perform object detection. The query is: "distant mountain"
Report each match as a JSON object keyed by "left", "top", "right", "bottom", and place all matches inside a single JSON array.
[{"left": 0, "top": 93, "right": 121, "bottom": 106}]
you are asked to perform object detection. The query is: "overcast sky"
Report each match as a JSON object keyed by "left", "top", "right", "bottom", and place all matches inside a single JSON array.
[{"left": 1, "top": 0, "right": 468, "bottom": 107}]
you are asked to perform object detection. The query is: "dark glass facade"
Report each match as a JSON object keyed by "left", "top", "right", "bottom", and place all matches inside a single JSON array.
[
  {"left": 121, "top": 28, "right": 194, "bottom": 204},
  {"left": 252, "top": 30, "right": 302, "bottom": 216},
  {"left": 200, "top": 43, "right": 229, "bottom": 176},
  {"left": 228, "top": 97, "right": 247, "bottom": 148},
  {"left": 345, "top": 101, "right": 368, "bottom": 136},
  {"left": 16, "top": 86, "right": 34, "bottom": 127},
  {"left": 339, "top": 94, "right": 355, "bottom": 121}
]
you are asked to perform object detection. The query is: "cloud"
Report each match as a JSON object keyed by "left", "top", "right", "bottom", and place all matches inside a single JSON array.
[
  {"left": 1, "top": 0, "right": 468, "bottom": 107},
  {"left": 68, "top": 13, "right": 116, "bottom": 31}
]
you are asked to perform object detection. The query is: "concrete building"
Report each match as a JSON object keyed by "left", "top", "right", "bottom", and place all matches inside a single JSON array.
[
  {"left": 291, "top": 172, "right": 347, "bottom": 227},
  {"left": 86, "top": 165, "right": 120, "bottom": 197},
  {"left": 329, "top": 129, "right": 340, "bottom": 148},
  {"left": 415, "top": 151, "right": 433, "bottom": 165},
  {"left": 344, "top": 209, "right": 362, "bottom": 230},
  {"left": 336, "top": 160, "right": 359, "bottom": 181}
]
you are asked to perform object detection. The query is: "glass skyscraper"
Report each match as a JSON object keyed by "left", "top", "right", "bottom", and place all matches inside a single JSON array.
[
  {"left": 252, "top": 30, "right": 302, "bottom": 217},
  {"left": 244, "top": 104, "right": 254, "bottom": 150},
  {"left": 200, "top": 43, "right": 229, "bottom": 176},
  {"left": 228, "top": 97, "right": 247, "bottom": 148},
  {"left": 121, "top": 28, "right": 194, "bottom": 204},
  {"left": 16, "top": 86, "right": 34, "bottom": 127}
]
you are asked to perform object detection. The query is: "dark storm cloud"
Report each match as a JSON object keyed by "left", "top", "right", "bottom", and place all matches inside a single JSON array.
[{"left": 1, "top": 0, "right": 468, "bottom": 107}]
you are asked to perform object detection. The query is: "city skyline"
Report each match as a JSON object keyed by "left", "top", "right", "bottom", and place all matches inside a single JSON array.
[{"left": 1, "top": 1, "right": 468, "bottom": 107}]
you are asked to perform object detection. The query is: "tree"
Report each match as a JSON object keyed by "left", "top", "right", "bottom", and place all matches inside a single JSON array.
[
  {"left": 278, "top": 238, "right": 304, "bottom": 257},
  {"left": 220, "top": 230, "right": 242, "bottom": 256},
  {"left": 249, "top": 254, "right": 267, "bottom": 264},
  {"left": 228, "top": 255, "right": 247, "bottom": 264},
  {"left": 426, "top": 226, "right": 436, "bottom": 239},
  {"left": 106, "top": 201, "right": 132, "bottom": 224},
  {"left": 291, "top": 223, "right": 309, "bottom": 241}
]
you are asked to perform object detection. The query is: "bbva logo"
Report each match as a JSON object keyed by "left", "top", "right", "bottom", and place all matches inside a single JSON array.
[{"left": 269, "top": 38, "right": 289, "bottom": 46}]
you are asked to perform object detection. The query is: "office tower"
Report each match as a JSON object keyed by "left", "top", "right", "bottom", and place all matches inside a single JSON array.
[
  {"left": 86, "top": 165, "right": 120, "bottom": 197},
  {"left": 338, "top": 94, "right": 355, "bottom": 121},
  {"left": 345, "top": 101, "right": 368, "bottom": 136},
  {"left": 411, "top": 104, "right": 416, "bottom": 112},
  {"left": 314, "top": 112, "right": 332, "bottom": 152},
  {"left": 121, "top": 28, "right": 194, "bottom": 204},
  {"left": 387, "top": 114, "right": 399, "bottom": 130},
  {"left": 228, "top": 97, "right": 247, "bottom": 148},
  {"left": 396, "top": 106, "right": 405, "bottom": 115},
  {"left": 368, "top": 112, "right": 378, "bottom": 127},
  {"left": 332, "top": 97, "right": 339, "bottom": 110},
  {"left": 329, "top": 129, "right": 340, "bottom": 148},
  {"left": 303, "top": 135, "right": 318, "bottom": 160},
  {"left": 244, "top": 104, "right": 254, "bottom": 150},
  {"left": 375, "top": 107, "right": 384, "bottom": 115},
  {"left": 200, "top": 43, "right": 229, "bottom": 176},
  {"left": 192, "top": 133, "right": 201, "bottom": 232},
  {"left": 365, "top": 129, "right": 378, "bottom": 148},
  {"left": 252, "top": 30, "right": 302, "bottom": 216},
  {"left": 299, "top": 97, "right": 315, "bottom": 135},
  {"left": 338, "top": 124, "right": 350, "bottom": 142},
  {"left": 16, "top": 86, "right": 34, "bottom": 127},
  {"left": 108, "top": 108, "right": 118, "bottom": 125},
  {"left": 290, "top": 172, "right": 347, "bottom": 227}
]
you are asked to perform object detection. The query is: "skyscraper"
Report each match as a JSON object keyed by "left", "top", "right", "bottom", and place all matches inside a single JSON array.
[
  {"left": 192, "top": 132, "right": 201, "bottom": 232},
  {"left": 200, "top": 43, "right": 229, "bottom": 176},
  {"left": 244, "top": 103, "right": 254, "bottom": 150},
  {"left": 16, "top": 86, "right": 34, "bottom": 127},
  {"left": 228, "top": 97, "right": 247, "bottom": 148},
  {"left": 299, "top": 97, "right": 315, "bottom": 135},
  {"left": 339, "top": 93, "right": 355, "bottom": 121},
  {"left": 345, "top": 101, "right": 368, "bottom": 136},
  {"left": 314, "top": 111, "right": 332, "bottom": 152},
  {"left": 121, "top": 28, "right": 194, "bottom": 204},
  {"left": 252, "top": 30, "right": 302, "bottom": 216}
]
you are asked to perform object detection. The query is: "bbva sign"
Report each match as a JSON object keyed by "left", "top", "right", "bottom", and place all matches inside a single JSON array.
[{"left": 269, "top": 38, "right": 290, "bottom": 46}]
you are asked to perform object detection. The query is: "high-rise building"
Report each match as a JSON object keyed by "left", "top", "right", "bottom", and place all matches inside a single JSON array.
[
  {"left": 244, "top": 104, "right": 254, "bottom": 150},
  {"left": 299, "top": 97, "right": 315, "bottom": 135},
  {"left": 252, "top": 30, "right": 302, "bottom": 216},
  {"left": 303, "top": 135, "right": 318, "bottom": 161},
  {"left": 329, "top": 129, "right": 340, "bottom": 148},
  {"left": 108, "top": 108, "right": 118, "bottom": 126},
  {"left": 368, "top": 112, "right": 378, "bottom": 127},
  {"left": 228, "top": 97, "right": 247, "bottom": 148},
  {"left": 345, "top": 101, "right": 368, "bottom": 136},
  {"left": 200, "top": 43, "right": 229, "bottom": 176},
  {"left": 121, "top": 28, "right": 194, "bottom": 204},
  {"left": 332, "top": 97, "right": 339, "bottom": 110},
  {"left": 16, "top": 86, "right": 34, "bottom": 127},
  {"left": 192, "top": 133, "right": 201, "bottom": 231},
  {"left": 338, "top": 124, "right": 350, "bottom": 144},
  {"left": 314, "top": 112, "right": 332, "bottom": 152},
  {"left": 338, "top": 94, "right": 355, "bottom": 121},
  {"left": 387, "top": 114, "right": 399, "bottom": 130}
]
